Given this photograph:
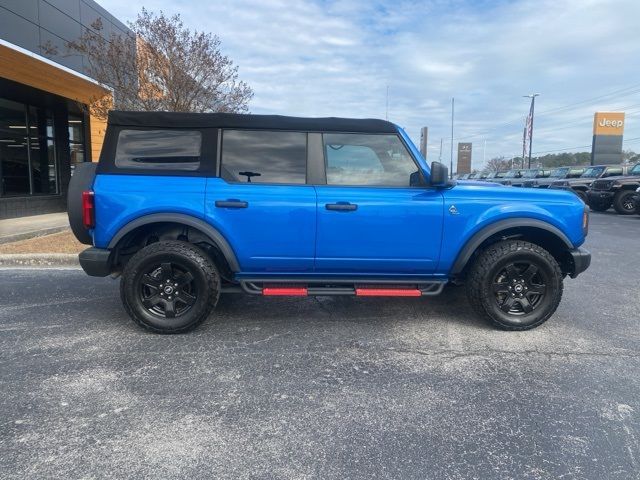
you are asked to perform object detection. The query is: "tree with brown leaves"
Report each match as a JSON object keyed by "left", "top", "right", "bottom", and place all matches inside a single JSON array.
[{"left": 65, "top": 8, "right": 253, "bottom": 118}]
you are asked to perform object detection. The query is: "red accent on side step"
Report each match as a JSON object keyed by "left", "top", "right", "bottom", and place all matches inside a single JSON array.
[
  {"left": 263, "top": 287, "right": 308, "bottom": 296},
  {"left": 355, "top": 288, "right": 421, "bottom": 297}
]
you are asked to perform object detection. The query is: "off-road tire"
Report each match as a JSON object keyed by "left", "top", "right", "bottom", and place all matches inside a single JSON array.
[
  {"left": 613, "top": 190, "right": 637, "bottom": 215},
  {"left": 120, "top": 240, "right": 220, "bottom": 333},
  {"left": 574, "top": 189, "right": 588, "bottom": 203},
  {"left": 466, "top": 240, "right": 563, "bottom": 331}
]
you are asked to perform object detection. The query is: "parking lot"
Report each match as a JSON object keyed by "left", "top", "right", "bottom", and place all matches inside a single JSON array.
[{"left": 1, "top": 211, "right": 639, "bottom": 479}]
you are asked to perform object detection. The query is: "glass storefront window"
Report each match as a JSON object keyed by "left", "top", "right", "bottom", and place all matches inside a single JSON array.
[
  {"left": 69, "top": 114, "right": 85, "bottom": 173},
  {"left": 0, "top": 98, "right": 59, "bottom": 196}
]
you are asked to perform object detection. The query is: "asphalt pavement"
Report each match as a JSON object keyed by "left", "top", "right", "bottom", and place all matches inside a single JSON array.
[{"left": 1, "top": 212, "right": 639, "bottom": 479}]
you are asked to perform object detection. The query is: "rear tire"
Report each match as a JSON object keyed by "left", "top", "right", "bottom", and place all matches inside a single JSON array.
[
  {"left": 120, "top": 240, "right": 220, "bottom": 333},
  {"left": 466, "top": 240, "right": 563, "bottom": 330},
  {"left": 613, "top": 190, "right": 637, "bottom": 215}
]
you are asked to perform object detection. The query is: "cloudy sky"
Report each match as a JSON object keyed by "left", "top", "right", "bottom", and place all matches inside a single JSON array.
[{"left": 98, "top": 0, "right": 640, "bottom": 170}]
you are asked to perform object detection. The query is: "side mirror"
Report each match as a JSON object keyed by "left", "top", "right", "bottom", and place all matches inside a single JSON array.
[{"left": 430, "top": 161, "right": 449, "bottom": 187}]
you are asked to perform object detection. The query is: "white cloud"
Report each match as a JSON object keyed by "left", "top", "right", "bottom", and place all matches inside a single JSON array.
[{"left": 97, "top": 0, "right": 640, "bottom": 169}]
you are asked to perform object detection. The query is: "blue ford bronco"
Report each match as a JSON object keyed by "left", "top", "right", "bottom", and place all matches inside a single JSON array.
[{"left": 68, "top": 111, "right": 591, "bottom": 333}]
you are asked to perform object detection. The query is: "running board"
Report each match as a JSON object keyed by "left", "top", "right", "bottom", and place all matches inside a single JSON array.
[{"left": 238, "top": 281, "right": 446, "bottom": 297}]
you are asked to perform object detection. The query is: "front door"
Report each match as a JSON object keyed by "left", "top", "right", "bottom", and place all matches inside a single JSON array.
[
  {"left": 314, "top": 132, "right": 444, "bottom": 274},
  {"left": 205, "top": 129, "right": 316, "bottom": 273}
]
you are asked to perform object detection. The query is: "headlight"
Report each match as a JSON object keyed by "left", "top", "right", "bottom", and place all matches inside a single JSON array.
[
  {"left": 612, "top": 181, "right": 621, "bottom": 188},
  {"left": 636, "top": 186, "right": 640, "bottom": 193}
]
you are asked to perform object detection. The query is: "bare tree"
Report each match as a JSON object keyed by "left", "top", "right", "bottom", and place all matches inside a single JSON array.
[
  {"left": 483, "top": 156, "right": 511, "bottom": 172},
  {"left": 65, "top": 9, "right": 253, "bottom": 118}
]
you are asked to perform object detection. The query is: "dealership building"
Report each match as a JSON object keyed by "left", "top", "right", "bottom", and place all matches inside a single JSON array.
[{"left": 0, "top": 0, "right": 131, "bottom": 219}]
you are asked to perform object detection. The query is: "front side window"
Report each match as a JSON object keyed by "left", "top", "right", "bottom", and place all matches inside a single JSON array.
[
  {"left": 115, "top": 129, "right": 202, "bottom": 170},
  {"left": 323, "top": 133, "right": 418, "bottom": 186},
  {"left": 630, "top": 164, "right": 640, "bottom": 175},
  {"left": 221, "top": 130, "right": 307, "bottom": 184}
]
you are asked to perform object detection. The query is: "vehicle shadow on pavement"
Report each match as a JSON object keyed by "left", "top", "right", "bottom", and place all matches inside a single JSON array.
[{"left": 204, "top": 283, "right": 489, "bottom": 333}]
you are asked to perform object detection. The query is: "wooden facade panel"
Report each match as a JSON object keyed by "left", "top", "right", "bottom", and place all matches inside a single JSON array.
[{"left": 0, "top": 44, "right": 112, "bottom": 162}]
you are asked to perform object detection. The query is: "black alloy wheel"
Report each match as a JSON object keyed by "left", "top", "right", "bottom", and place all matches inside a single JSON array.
[
  {"left": 140, "top": 262, "right": 197, "bottom": 318},
  {"left": 492, "top": 262, "right": 547, "bottom": 315},
  {"left": 613, "top": 190, "right": 637, "bottom": 215}
]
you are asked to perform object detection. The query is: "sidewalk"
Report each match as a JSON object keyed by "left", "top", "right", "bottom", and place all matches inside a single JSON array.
[{"left": 0, "top": 212, "right": 69, "bottom": 244}]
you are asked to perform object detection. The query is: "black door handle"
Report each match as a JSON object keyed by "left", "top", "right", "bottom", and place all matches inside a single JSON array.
[
  {"left": 326, "top": 202, "right": 357, "bottom": 211},
  {"left": 215, "top": 200, "right": 248, "bottom": 208}
]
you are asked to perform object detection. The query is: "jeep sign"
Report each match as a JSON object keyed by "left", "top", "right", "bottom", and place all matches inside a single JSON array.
[{"left": 592, "top": 112, "right": 625, "bottom": 165}]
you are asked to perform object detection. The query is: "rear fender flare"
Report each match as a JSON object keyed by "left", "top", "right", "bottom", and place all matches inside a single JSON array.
[
  {"left": 107, "top": 213, "right": 240, "bottom": 272},
  {"left": 450, "top": 218, "right": 573, "bottom": 275}
]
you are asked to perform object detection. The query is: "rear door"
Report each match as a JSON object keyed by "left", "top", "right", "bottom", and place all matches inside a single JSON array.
[
  {"left": 205, "top": 129, "right": 316, "bottom": 273},
  {"left": 313, "top": 132, "right": 444, "bottom": 274}
]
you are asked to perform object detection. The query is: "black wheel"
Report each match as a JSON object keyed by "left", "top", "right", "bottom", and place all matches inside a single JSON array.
[
  {"left": 120, "top": 241, "right": 220, "bottom": 333},
  {"left": 588, "top": 199, "right": 611, "bottom": 212},
  {"left": 466, "top": 240, "right": 563, "bottom": 330},
  {"left": 574, "top": 189, "right": 588, "bottom": 203},
  {"left": 613, "top": 190, "right": 637, "bottom": 215}
]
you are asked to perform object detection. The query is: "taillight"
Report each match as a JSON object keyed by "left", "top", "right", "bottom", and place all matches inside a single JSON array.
[{"left": 82, "top": 190, "right": 95, "bottom": 229}]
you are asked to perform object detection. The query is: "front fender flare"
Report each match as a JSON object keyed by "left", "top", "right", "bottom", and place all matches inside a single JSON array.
[
  {"left": 450, "top": 218, "right": 573, "bottom": 275},
  {"left": 107, "top": 213, "right": 240, "bottom": 272}
]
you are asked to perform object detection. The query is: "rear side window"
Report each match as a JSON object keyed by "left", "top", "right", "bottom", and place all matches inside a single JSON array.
[
  {"left": 221, "top": 130, "right": 307, "bottom": 184},
  {"left": 323, "top": 133, "right": 418, "bottom": 186},
  {"left": 115, "top": 130, "right": 202, "bottom": 170}
]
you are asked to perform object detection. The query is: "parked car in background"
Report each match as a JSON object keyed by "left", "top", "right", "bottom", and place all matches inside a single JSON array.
[
  {"left": 68, "top": 110, "right": 591, "bottom": 333},
  {"left": 495, "top": 169, "right": 524, "bottom": 185},
  {"left": 509, "top": 168, "right": 552, "bottom": 187},
  {"left": 586, "top": 163, "right": 640, "bottom": 214},
  {"left": 524, "top": 166, "right": 586, "bottom": 189},
  {"left": 550, "top": 164, "right": 626, "bottom": 203},
  {"left": 483, "top": 170, "right": 508, "bottom": 182}
]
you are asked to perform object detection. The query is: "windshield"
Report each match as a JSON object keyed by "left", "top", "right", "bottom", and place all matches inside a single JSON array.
[
  {"left": 521, "top": 170, "right": 538, "bottom": 178},
  {"left": 504, "top": 170, "right": 519, "bottom": 178},
  {"left": 550, "top": 167, "right": 569, "bottom": 178},
  {"left": 581, "top": 166, "right": 605, "bottom": 178},
  {"left": 630, "top": 164, "right": 640, "bottom": 175}
]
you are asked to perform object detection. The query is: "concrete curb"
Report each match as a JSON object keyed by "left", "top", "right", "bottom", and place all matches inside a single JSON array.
[
  {"left": 0, "top": 253, "right": 79, "bottom": 268},
  {"left": 0, "top": 226, "right": 70, "bottom": 245}
]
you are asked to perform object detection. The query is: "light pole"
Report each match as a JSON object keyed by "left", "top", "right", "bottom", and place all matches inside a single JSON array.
[
  {"left": 450, "top": 97, "right": 454, "bottom": 178},
  {"left": 523, "top": 93, "right": 539, "bottom": 168}
]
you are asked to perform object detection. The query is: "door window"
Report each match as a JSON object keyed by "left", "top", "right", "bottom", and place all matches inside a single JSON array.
[
  {"left": 323, "top": 133, "right": 418, "bottom": 186},
  {"left": 221, "top": 130, "right": 307, "bottom": 184}
]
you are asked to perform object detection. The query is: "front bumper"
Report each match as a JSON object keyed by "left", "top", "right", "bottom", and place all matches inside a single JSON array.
[
  {"left": 567, "top": 247, "right": 591, "bottom": 278},
  {"left": 586, "top": 190, "right": 614, "bottom": 204},
  {"left": 79, "top": 247, "right": 112, "bottom": 277}
]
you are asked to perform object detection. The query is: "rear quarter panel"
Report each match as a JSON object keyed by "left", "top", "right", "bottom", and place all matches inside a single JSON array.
[
  {"left": 92, "top": 174, "right": 206, "bottom": 248},
  {"left": 437, "top": 184, "right": 586, "bottom": 274}
]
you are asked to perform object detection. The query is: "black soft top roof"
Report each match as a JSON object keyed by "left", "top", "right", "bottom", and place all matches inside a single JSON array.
[{"left": 107, "top": 110, "right": 398, "bottom": 134}]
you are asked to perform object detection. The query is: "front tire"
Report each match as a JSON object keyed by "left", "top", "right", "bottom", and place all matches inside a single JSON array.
[
  {"left": 613, "top": 190, "right": 636, "bottom": 215},
  {"left": 120, "top": 241, "right": 220, "bottom": 333},
  {"left": 466, "top": 240, "right": 563, "bottom": 330},
  {"left": 574, "top": 189, "right": 588, "bottom": 203}
]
